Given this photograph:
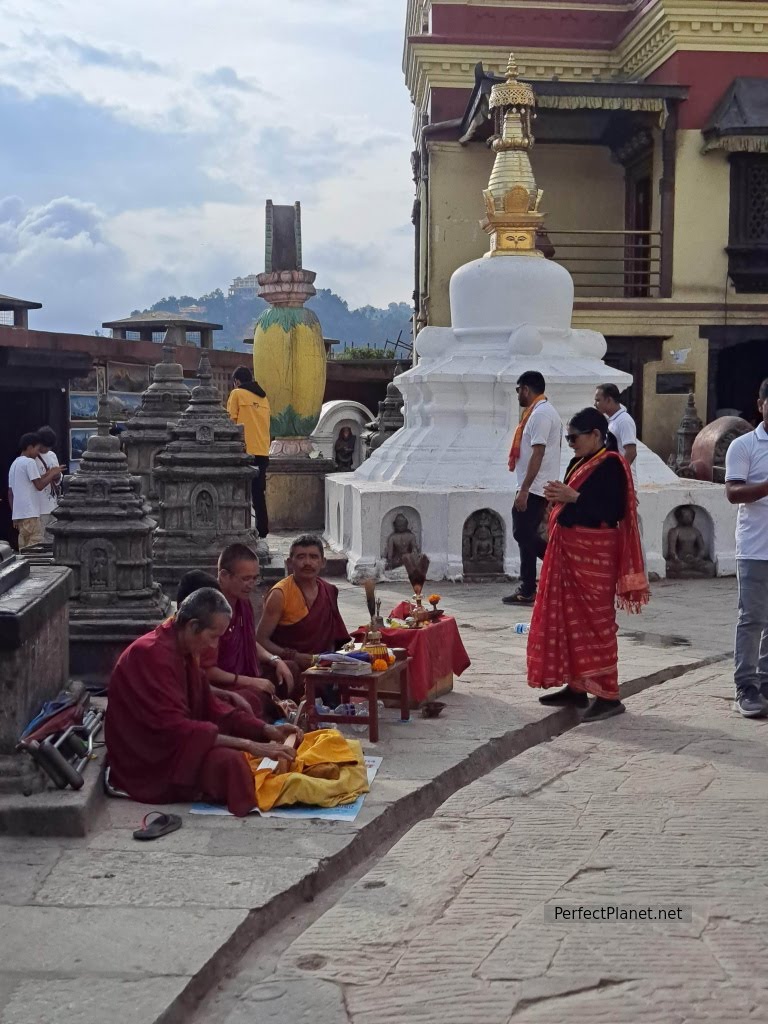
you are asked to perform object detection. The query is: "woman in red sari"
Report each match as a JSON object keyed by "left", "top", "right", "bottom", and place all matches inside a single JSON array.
[{"left": 527, "top": 407, "right": 649, "bottom": 723}]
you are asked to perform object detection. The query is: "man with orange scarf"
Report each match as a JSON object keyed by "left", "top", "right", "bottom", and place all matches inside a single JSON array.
[
  {"left": 504, "top": 371, "right": 563, "bottom": 606},
  {"left": 526, "top": 407, "right": 649, "bottom": 723}
]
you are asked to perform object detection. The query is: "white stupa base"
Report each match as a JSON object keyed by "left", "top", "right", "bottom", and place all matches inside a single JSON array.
[
  {"left": 324, "top": 254, "right": 736, "bottom": 582},
  {"left": 326, "top": 471, "right": 736, "bottom": 583}
]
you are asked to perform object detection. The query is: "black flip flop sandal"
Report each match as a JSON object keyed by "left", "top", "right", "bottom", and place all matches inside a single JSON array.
[{"left": 132, "top": 812, "right": 182, "bottom": 842}]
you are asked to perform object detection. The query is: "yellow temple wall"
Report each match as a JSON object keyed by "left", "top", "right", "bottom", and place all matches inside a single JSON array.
[{"left": 671, "top": 131, "right": 730, "bottom": 303}]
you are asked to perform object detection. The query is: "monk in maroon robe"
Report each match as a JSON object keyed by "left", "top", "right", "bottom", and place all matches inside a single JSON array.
[
  {"left": 257, "top": 535, "right": 350, "bottom": 668},
  {"left": 105, "top": 588, "right": 301, "bottom": 816},
  {"left": 195, "top": 544, "right": 302, "bottom": 718}
]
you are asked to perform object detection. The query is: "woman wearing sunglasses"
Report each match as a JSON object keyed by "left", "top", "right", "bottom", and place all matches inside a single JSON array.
[{"left": 526, "top": 407, "right": 649, "bottom": 722}]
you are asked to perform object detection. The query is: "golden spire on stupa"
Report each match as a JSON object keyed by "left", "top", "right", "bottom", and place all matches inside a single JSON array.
[{"left": 481, "top": 53, "right": 544, "bottom": 257}]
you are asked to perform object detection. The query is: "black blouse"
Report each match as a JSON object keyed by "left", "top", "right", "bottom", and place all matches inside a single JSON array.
[{"left": 558, "top": 453, "right": 627, "bottom": 529}]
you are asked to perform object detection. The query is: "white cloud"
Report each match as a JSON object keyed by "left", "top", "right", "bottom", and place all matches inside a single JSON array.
[{"left": 0, "top": 0, "right": 414, "bottom": 328}]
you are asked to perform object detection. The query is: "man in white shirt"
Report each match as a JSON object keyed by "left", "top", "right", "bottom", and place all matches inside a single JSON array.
[
  {"left": 8, "top": 432, "right": 66, "bottom": 550},
  {"left": 594, "top": 384, "right": 638, "bottom": 481},
  {"left": 35, "top": 425, "right": 63, "bottom": 542},
  {"left": 504, "top": 371, "right": 562, "bottom": 605},
  {"left": 725, "top": 378, "right": 768, "bottom": 718}
]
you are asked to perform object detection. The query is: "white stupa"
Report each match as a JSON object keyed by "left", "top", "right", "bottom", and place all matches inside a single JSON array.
[{"left": 326, "top": 55, "right": 735, "bottom": 581}]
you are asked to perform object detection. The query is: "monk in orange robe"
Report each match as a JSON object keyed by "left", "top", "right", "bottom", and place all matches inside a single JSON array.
[
  {"left": 105, "top": 588, "right": 301, "bottom": 816},
  {"left": 257, "top": 534, "right": 350, "bottom": 669}
]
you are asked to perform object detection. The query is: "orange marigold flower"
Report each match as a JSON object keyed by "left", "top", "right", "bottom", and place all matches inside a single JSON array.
[
  {"left": 372, "top": 658, "right": 388, "bottom": 672},
  {"left": 428, "top": 594, "right": 441, "bottom": 604}
]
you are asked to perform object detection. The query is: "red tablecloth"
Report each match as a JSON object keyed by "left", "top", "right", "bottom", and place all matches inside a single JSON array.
[{"left": 352, "top": 613, "right": 470, "bottom": 703}]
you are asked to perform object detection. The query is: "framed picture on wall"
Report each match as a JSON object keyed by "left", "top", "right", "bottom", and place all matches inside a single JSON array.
[
  {"left": 70, "top": 367, "right": 98, "bottom": 393},
  {"left": 107, "top": 362, "right": 149, "bottom": 393},
  {"left": 69, "top": 393, "right": 99, "bottom": 420},
  {"left": 70, "top": 427, "right": 97, "bottom": 461},
  {"left": 108, "top": 391, "right": 143, "bottom": 418}
]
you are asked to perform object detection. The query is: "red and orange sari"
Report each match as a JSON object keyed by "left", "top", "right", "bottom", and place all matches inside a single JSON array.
[{"left": 526, "top": 449, "right": 649, "bottom": 699}]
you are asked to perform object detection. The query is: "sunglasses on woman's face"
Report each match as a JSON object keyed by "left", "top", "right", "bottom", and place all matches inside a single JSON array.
[{"left": 565, "top": 432, "right": 586, "bottom": 444}]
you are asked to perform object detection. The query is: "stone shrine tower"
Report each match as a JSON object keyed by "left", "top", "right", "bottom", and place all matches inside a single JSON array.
[
  {"left": 153, "top": 353, "right": 268, "bottom": 594},
  {"left": 121, "top": 329, "right": 192, "bottom": 516},
  {"left": 50, "top": 397, "right": 169, "bottom": 682}
]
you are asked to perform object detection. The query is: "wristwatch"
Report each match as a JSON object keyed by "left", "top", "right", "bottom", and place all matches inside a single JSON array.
[{"left": 269, "top": 654, "right": 281, "bottom": 664}]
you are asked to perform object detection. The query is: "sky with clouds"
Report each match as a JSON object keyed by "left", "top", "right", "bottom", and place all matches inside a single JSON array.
[{"left": 0, "top": 0, "right": 414, "bottom": 332}]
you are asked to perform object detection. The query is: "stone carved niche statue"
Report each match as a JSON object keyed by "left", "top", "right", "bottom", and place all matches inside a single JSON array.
[
  {"left": 194, "top": 488, "right": 215, "bottom": 529},
  {"left": 665, "top": 505, "right": 716, "bottom": 579},
  {"left": 463, "top": 509, "right": 504, "bottom": 575},
  {"left": 89, "top": 546, "right": 109, "bottom": 590},
  {"left": 385, "top": 512, "right": 420, "bottom": 570},
  {"left": 334, "top": 426, "right": 356, "bottom": 471}
]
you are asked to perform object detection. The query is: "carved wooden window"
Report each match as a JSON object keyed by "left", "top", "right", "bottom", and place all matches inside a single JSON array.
[{"left": 728, "top": 154, "right": 768, "bottom": 293}]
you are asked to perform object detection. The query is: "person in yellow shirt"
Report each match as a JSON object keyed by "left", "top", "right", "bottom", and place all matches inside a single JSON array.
[{"left": 227, "top": 366, "right": 271, "bottom": 537}]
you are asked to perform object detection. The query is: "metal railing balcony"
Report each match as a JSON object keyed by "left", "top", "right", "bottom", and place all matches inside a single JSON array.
[{"left": 546, "top": 229, "right": 662, "bottom": 299}]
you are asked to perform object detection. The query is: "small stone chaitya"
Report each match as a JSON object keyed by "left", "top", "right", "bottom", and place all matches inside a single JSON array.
[
  {"left": 122, "top": 330, "right": 192, "bottom": 516},
  {"left": 50, "top": 396, "right": 169, "bottom": 682},
  {"left": 153, "top": 352, "right": 268, "bottom": 593}
]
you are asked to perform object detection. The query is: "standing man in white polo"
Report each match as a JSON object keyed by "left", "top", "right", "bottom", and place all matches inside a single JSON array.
[
  {"left": 504, "top": 370, "right": 562, "bottom": 606},
  {"left": 725, "top": 378, "right": 768, "bottom": 717},
  {"left": 595, "top": 383, "right": 638, "bottom": 481}
]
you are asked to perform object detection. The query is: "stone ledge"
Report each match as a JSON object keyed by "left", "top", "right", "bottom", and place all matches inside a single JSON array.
[
  {"left": 0, "top": 748, "right": 105, "bottom": 837},
  {"left": 0, "top": 565, "right": 71, "bottom": 648}
]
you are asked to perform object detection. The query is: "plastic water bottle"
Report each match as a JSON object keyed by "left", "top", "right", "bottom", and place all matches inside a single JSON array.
[
  {"left": 350, "top": 700, "right": 369, "bottom": 734},
  {"left": 513, "top": 623, "right": 530, "bottom": 635},
  {"left": 313, "top": 698, "right": 335, "bottom": 728}
]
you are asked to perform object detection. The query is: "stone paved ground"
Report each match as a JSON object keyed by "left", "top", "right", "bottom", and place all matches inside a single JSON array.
[
  {"left": 0, "top": 578, "right": 738, "bottom": 1023},
  {"left": 214, "top": 663, "right": 768, "bottom": 1024}
]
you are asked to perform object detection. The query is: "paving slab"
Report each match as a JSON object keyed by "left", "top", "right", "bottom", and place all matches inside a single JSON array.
[{"left": 0, "top": 578, "right": 739, "bottom": 1024}]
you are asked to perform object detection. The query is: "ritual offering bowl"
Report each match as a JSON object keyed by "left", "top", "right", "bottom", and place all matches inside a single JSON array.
[
  {"left": 424, "top": 609, "right": 445, "bottom": 623},
  {"left": 421, "top": 700, "right": 446, "bottom": 719}
]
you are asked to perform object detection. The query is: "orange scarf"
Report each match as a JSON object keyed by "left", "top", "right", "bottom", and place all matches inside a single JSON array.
[{"left": 508, "top": 394, "right": 547, "bottom": 471}]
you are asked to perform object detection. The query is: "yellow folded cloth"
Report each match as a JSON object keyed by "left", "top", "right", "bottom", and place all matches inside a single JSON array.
[{"left": 245, "top": 729, "right": 370, "bottom": 811}]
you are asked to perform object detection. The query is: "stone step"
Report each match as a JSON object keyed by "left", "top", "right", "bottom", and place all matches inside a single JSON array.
[{"left": 0, "top": 748, "right": 105, "bottom": 837}]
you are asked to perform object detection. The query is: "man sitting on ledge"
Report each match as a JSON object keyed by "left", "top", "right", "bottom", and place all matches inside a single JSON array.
[
  {"left": 257, "top": 534, "right": 350, "bottom": 670},
  {"left": 105, "top": 588, "right": 301, "bottom": 817},
  {"left": 200, "top": 543, "right": 302, "bottom": 718}
]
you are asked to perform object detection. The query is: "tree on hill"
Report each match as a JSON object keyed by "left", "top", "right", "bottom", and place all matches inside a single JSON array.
[{"left": 139, "top": 286, "right": 412, "bottom": 351}]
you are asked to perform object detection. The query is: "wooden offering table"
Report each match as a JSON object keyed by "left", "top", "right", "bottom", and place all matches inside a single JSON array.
[
  {"left": 302, "top": 659, "right": 410, "bottom": 743},
  {"left": 352, "top": 615, "right": 470, "bottom": 706}
]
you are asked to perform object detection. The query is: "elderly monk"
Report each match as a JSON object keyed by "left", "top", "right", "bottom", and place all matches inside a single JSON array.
[
  {"left": 257, "top": 534, "right": 350, "bottom": 669},
  {"left": 105, "top": 588, "right": 301, "bottom": 816},
  {"left": 199, "top": 544, "right": 302, "bottom": 718}
]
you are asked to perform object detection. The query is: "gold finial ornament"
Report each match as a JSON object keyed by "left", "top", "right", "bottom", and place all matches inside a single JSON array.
[{"left": 481, "top": 53, "right": 544, "bottom": 258}]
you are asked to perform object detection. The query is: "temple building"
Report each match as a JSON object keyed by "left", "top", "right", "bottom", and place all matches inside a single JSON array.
[{"left": 404, "top": 0, "right": 768, "bottom": 459}]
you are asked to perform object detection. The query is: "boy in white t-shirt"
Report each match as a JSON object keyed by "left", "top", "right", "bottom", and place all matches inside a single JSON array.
[
  {"left": 7, "top": 432, "right": 66, "bottom": 550},
  {"left": 35, "top": 425, "right": 64, "bottom": 542}
]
